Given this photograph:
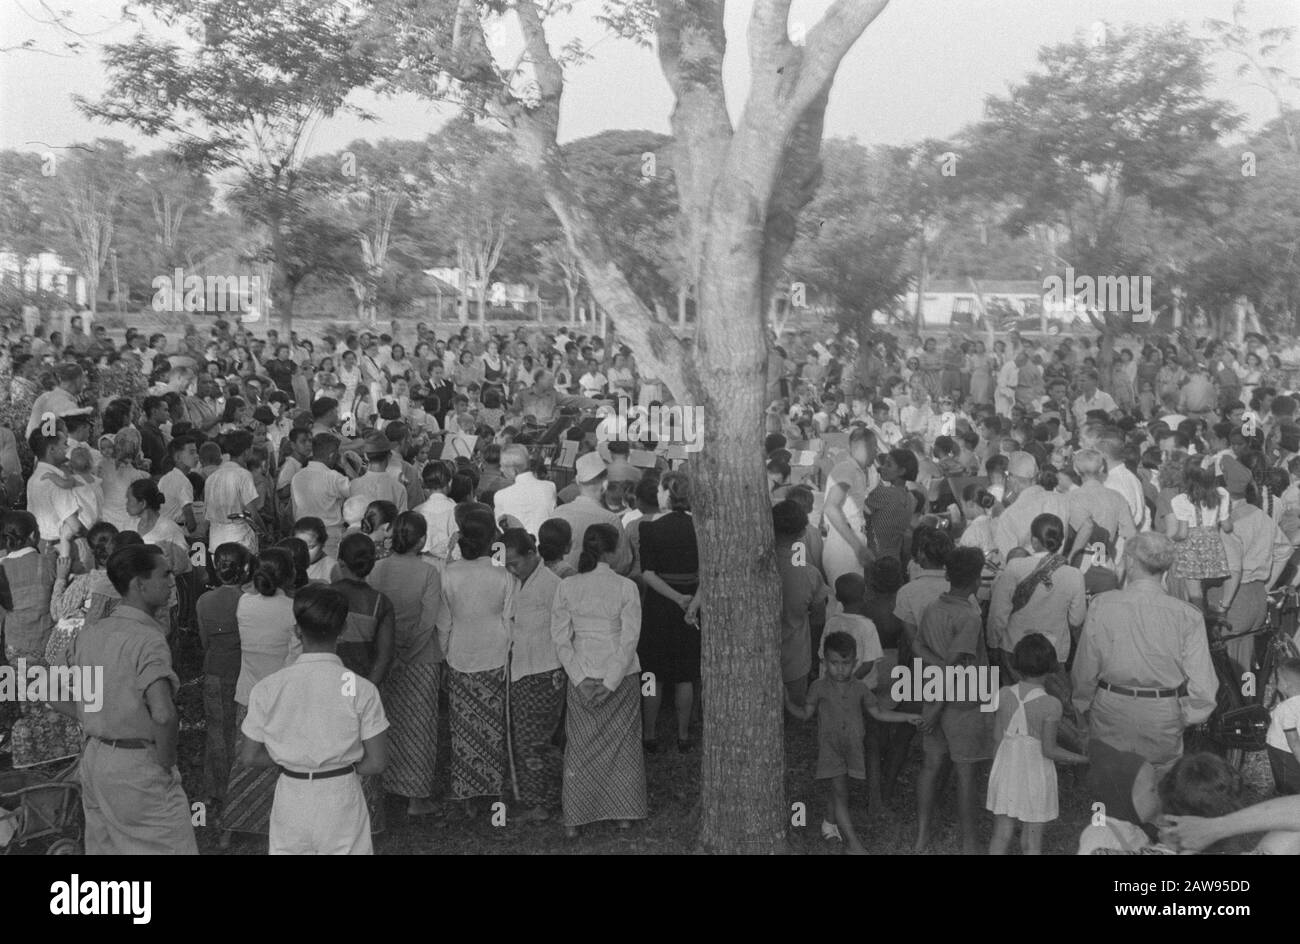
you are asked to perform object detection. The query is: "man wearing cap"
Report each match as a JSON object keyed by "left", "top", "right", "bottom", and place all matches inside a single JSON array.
[
  {"left": 551, "top": 452, "right": 632, "bottom": 575},
  {"left": 493, "top": 445, "right": 556, "bottom": 536},
  {"left": 1072, "top": 532, "right": 1218, "bottom": 775},
  {"left": 993, "top": 451, "right": 1067, "bottom": 559},
  {"left": 1202, "top": 422, "right": 1252, "bottom": 499},
  {"left": 348, "top": 430, "right": 408, "bottom": 512},
  {"left": 26, "top": 363, "right": 90, "bottom": 436}
]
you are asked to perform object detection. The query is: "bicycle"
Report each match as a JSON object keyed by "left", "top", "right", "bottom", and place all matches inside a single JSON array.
[{"left": 1184, "top": 586, "right": 1300, "bottom": 769}]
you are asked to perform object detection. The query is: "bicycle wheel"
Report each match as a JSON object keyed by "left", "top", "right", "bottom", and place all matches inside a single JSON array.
[{"left": 1184, "top": 649, "right": 1247, "bottom": 770}]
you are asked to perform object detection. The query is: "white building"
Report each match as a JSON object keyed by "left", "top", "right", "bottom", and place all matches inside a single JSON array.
[{"left": 0, "top": 250, "right": 88, "bottom": 307}]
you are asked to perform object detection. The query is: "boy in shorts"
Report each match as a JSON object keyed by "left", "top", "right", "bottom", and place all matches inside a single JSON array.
[
  {"left": 914, "top": 547, "right": 995, "bottom": 854},
  {"left": 786, "top": 631, "right": 921, "bottom": 854},
  {"left": 239, "top": 585, "right": 389, "bottom": 854}
]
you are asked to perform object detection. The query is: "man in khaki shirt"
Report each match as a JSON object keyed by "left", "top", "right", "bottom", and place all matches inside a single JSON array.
[
  {"left": 1072, "top": 533, "right": 1218, "bottom": 775},
  {"left": 60, "top": 544, "right": 198, "bottom": 854}
]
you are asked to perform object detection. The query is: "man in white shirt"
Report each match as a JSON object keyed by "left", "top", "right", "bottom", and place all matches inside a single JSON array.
[
  {"left": 1098, "top": 430, "right": 1148, "bottom": 531},
  {"left": 204, "top": 430, "right": 262, "bottom": 552},
  {"left": 1072, "top": 370, "right": 1118, "bottom": 428},
  {"left": 578, "top": 359, "right": 608, "bottom": 398},
  {"left": 348, "top": 431, "right": 407, "bottom": 512},
  {"left": 493, "top": 445, "right": 557, "bottom": 536},
  {"left": 159, "top": 436, "right": 199, "bottom": 531},
  {"left": 26, "top": 363, "right": 90, "bottom": 436},
  {"left": 25, "top": 430, "right": 79, "bottom": 548},
  {"left": 291, "top": 433, "right": 355, "bottom": 557}
]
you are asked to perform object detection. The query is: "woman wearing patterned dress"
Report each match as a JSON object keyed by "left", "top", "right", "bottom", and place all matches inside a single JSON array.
[
  {"left": 551, "top": 523, "right": 647, "bottom": 837},
  {"left": 437, "top": 509, "right": 513, "bottom": 814},
  {"left": 370, "top": 513, "right": 443, "bottom": 817},
  {"left": 0, "top": 512, "right": 81, "bottom": 765}
]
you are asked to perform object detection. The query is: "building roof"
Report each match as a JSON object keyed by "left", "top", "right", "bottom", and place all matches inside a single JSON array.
[{"left": 924, "top": 279, "right": 1042, "bottom": 296}]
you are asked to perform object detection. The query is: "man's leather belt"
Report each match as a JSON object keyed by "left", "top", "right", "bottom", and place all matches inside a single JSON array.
[
  {"left": 91, "top": 736, "right": 151, "bottom": 749},
  {"left": 279, "top": 763, "right": 357, "bottom": 780},
  {"left": 1098, "top": 679, "right": 1187, "bottom": 699}
]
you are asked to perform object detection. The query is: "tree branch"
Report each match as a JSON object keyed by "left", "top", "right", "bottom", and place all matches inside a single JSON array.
[{"left": 788, "top": 0, "right": 891, "bottom": 117}]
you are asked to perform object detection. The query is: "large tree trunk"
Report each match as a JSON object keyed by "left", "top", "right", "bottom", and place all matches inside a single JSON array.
[
  {"left": 493, "top": 0, "right": 892, "bottom": 855},
  {"left": 694, "top": 175, "right": 785, "bottom": 854}
]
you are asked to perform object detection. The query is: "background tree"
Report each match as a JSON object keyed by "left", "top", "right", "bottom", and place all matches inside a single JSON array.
[
  {"left": 785, "top": 139, "right": 915, "bottom": 345},
  {"left": 78, "top": 0, "right": 382, "bottom": 332},
  {"left": 365, "top": 0, "right": 896, "bottom": 853},
  {"left": 36, "top": 139, "right": 135, "bottom": 317},
  {"left": 961, "top": 21, "right": 1241, "bottom": 387}
]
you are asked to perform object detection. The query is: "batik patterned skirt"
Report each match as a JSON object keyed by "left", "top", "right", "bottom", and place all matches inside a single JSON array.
[
  {"left": 382, "top": 661, "right": 441, "bottom": 799},
  {"left": 221, "top": 703, "right": 386, "bottom": 835},
  {"left": 508, "top": 668, "right": 566, "bottom": 809},
  {"left": 448, "top": 666, "right": 508, "bottom": 800},
  {"left": 562, "top": 673, "right": 647, "bottom": 827},
  {"left": 4, "top": 643, "right": 82, "bottom": 767}
]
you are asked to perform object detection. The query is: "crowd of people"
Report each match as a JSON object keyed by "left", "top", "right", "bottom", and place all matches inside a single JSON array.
[
  {"left": 766, "top": 325, "right": 1300, "bottom": 854},
  {"left": 0, "top": 314, "right": 691, "bottom": 854},
  {"left": 1, "top": 311, "right": 1299, "bottom": 855}
]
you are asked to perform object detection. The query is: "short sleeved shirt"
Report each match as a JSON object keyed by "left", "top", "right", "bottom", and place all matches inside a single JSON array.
[
  {"left": 916, "top": 592, "right": 988, "bottom": 710},
  {"left": 808, "top": 676, "right": 875, "bottom": 779},
  {"left": 71, "top": 604, "right": 178, "bottom": 739},
  {"left": 242, "top": 652, "right": 389, "bottom": 773},
  {"left": 1267, "top": 695, "right": 1300, "bottom": 753},
  {"left": 819, "top": 613, "right": 882, "bottom": 685}
]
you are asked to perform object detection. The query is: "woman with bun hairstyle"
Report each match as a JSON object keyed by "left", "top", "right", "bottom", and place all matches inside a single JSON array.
[
  {"left": 126, "top": 477, "right": 192, "bottom": 634},
  {"left": 219, "top": 547, "right": 298, "bottom": 843},
  {"left": 437, "top": 509, "right": 512, "bottom": 815},
  {"left": 196, "top": 542, "right": 254, "bottom": 807},
  {"left": 551, "top": 523, "right": 647, "bottom": 837},
  {"left": 987, "top": 513, "right": 1086, "bottom": 698},
  {"left": 370, "top": 512, "right": 443, "bottom": 816}
]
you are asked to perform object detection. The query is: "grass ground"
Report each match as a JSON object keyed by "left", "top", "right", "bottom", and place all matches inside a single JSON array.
[{"left": 170, "top": 627, "right": 1275, "bottom": 856}]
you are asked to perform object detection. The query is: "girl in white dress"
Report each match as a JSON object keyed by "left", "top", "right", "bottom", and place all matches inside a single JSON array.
[{"left": 987, "top": 633, "right": 1088, "bottom": 854}]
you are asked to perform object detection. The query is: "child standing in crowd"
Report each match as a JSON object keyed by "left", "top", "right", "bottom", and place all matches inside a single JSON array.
[
  {"left": 239, "top": 585, "right": 389, "bottom": 854},
  {"left": 785, "top": 631, "right": 923, "bottom": 854},
  {"left": 986, "top": 634, "right": 1089, "bottom": 854},
  {"left": 1166, "top": 462, "right": 1234, "bottom": 608}
]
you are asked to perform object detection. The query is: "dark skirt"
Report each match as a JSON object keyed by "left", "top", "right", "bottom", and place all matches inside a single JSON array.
[
  {"left": 637, "top": 583, "right": 700, "bottom": 687},
  {"left": 508, "top": 668, "right": 566, "bottom": 809},
  {"left": 202, "top": 674, "right": 238, "bottom": 802},
  {"left": 382, "top": 662, "right": 441, "bottom": 799},
  {"left": 447, "top": 666, "right": 507, "bottom": 800},
  {"left": 562, "top": 674, "right": 647, "bottom": 827}
]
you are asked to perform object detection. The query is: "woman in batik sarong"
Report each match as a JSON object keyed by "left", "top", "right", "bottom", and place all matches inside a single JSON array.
[
  {"left": 551, "top": 523, "right": 647, "bottom": 838},
  {"left": 437, "top": 508, "right": 512, "bottom": 816},
  {"left": 370, "top": 512, "right": 443, "bottom": 817},
  {"left": 500, "top": 528, "right": 566, "bottom": 821}
]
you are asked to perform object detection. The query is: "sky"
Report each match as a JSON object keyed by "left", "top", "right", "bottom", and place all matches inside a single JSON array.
[{"left": 0, "top": 0, "right": 1297, "bottom": 160}]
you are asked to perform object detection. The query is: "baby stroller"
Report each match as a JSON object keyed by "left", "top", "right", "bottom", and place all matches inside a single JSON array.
[{"left": 0, "top": 756, "right": 83, "bottom": 855}]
